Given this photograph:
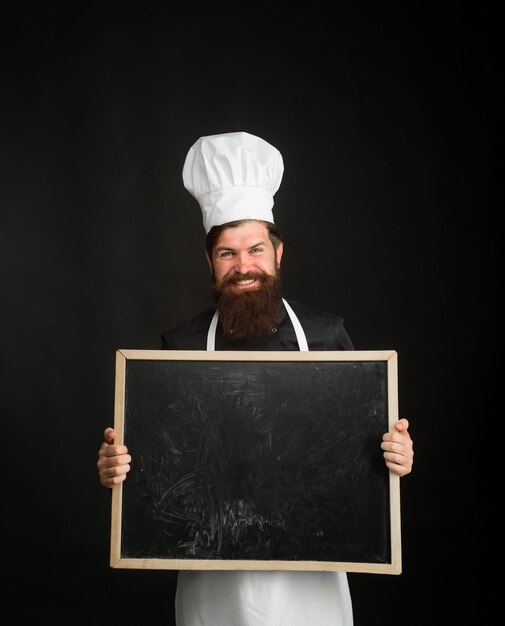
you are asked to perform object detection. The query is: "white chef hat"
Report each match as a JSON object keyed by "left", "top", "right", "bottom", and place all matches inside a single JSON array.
[{"left": 182, "top": 131, "right": 284, "bottom": 234}]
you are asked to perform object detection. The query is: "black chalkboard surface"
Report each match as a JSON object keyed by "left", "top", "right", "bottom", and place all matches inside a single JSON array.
[{"left": 110, "top": 350, "right": 401, "bottom": 574}]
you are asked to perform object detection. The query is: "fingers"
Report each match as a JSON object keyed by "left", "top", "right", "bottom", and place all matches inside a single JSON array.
[
  {"left": 99, "top": 442, "right": 129, "bottom": 457},
  {"left": 383, "top": 457, "right": 412, "bottom": 477},
  {"left": 381, "top": 452, "right": 413, "bottom": 476},
  {"left": 98, "top": 460, "right": 132, "bottom": 487},
  {"left": 381, "top": 418, "right": 414, "bottom": 477},
  {"left": 97, "top": 427, "right": 131, "bottom": 488},
  {"left": 97, "top": 449, "right": 132, "bottom": 488}
]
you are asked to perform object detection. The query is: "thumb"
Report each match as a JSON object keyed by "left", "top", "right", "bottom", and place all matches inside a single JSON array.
[
  {"left": 395, "top": 418, "right": 409, "bottom": 433},
  {"left": 104, "top": 427, "right": 116, "bottom": 444}
]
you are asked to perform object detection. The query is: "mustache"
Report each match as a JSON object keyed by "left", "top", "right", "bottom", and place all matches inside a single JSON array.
[{"left": 217, "top": 270, "right": 269, "bottom": 287}]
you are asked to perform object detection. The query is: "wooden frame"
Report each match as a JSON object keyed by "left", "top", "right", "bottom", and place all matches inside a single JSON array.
[{"left": 111, "top": 349, "right": 401, "bottom": 574}]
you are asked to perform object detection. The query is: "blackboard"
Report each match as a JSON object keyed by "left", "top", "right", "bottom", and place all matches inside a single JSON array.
[{"left": 110, "top": 350, "right": 401, "bottom": 574}]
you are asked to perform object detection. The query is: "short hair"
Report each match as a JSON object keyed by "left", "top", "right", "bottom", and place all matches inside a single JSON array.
[{"left": 205, "top": 219, "right": 283, "bottom": 258}]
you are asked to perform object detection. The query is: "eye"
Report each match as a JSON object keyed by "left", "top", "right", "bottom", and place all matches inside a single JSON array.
[
  {"left": 218, "top": 250, "right": 234, "bottom": 258},
  {"left": 250, "top": 247, "right": 263, "bottom": 254}
]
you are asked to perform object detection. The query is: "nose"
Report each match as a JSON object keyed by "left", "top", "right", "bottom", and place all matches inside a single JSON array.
[{"left": 234, "top": 252, "right": 252, "bottom": 275}]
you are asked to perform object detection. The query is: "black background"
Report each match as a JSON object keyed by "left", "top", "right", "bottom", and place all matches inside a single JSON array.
[{"left": 1, "top": 3, "right": 502, "bottom": 624}]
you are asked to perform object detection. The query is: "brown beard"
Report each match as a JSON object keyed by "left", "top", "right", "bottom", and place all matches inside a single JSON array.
[{"left": 211, "top": 269, "right": 282, "bottom": 340}]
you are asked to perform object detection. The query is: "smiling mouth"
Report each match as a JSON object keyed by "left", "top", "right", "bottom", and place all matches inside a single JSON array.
[{"left": 221, "top": 272, "right": 264, "bottom": 290}]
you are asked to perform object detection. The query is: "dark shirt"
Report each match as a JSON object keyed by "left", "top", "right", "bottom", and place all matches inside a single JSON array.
[{"left": 161, "top": 300, "right": 354, "bottom": 351}]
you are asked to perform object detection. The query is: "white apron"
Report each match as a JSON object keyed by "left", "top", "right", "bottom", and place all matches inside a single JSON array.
[{"left": 176, "top": 299, "right": 353, "bottom": 626}]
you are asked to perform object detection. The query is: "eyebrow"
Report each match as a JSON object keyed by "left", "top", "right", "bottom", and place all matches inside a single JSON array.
[{"left": 215, "top": 240, "right": 267, "bottom": 253}]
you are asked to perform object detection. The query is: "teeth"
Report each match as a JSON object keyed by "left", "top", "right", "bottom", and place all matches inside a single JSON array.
[{"left": 236, "top": 279, "right": 255, "bottom": 285}]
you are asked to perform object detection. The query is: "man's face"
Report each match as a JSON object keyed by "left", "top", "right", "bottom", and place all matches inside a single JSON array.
[{"left": 206, "top": 220, "right": 283, "bottom": 289}]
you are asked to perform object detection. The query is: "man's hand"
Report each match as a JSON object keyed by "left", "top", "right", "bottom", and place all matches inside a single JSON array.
[
  {"left": 381, "top": 418, "right": 414, "bottom": 477},
  {"left": 96, "top": 427, "right": 132, "bottom": 488}
]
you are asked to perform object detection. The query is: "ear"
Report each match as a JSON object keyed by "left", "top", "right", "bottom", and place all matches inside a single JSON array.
[{"left": 275, "top": 241, "right": 284, "bottom": 268}]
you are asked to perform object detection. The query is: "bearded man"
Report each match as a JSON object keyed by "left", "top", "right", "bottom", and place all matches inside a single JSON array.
[
  {"left": 161, "top": 218, "right": 353, "bottom": 353},
  {"left": 97, "top": 132, "right": 414, "bottom": 626}
]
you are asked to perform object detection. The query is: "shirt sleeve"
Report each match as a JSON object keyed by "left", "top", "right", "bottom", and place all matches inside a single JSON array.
[{"left": 335, "top": 321, "right": 354, "bottom": 350}]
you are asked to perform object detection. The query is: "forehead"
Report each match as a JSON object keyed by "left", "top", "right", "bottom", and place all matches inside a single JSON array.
[{"left": 214, "top": 221, "right": 272, "bottom": 250}]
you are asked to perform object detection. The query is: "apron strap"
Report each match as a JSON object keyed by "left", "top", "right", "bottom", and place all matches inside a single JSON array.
[
  {"left": 282, "top": 298, "right": 309, "bottom": 351},
  {"left": 206, "top": 309, "right": 219, "bottom": 351},
  {"left": 206, "top": 299, "right": 309, "bottom": 352}
]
